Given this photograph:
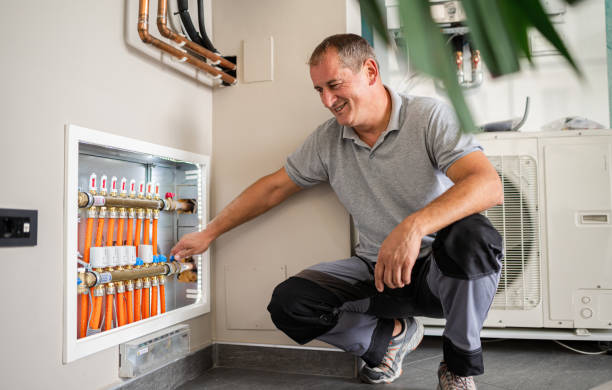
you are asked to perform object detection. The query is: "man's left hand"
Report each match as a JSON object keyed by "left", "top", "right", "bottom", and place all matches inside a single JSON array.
[{"left": 374, "top": 221, "right": 423, "bottom": 292}]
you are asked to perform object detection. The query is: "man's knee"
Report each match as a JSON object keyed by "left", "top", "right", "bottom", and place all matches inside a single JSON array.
[
  {"left": 432, "top": 214, "right": 503, "bottom": 279},
  {"left": 267, "top": 276, "right": 341, "bottom": 344}
]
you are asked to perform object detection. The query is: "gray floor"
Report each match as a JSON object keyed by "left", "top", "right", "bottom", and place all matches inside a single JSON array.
[{"left": 178, "top": 337, "right": 612, "bottom": 390}]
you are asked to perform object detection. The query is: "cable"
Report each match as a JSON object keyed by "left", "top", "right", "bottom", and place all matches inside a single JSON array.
[
  {"left": 553, "top": 340, "right": 608, "bottom": 355},
  {"left": 177, "top": 0, "right": 205, "bottom": 46}
]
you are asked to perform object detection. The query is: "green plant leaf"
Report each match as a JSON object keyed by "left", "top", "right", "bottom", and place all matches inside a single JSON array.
[
  {"left": 461, "top": 0, "right": 520, "bottom": 77},
  {"left": 359, "top": 0, "right": 389, "bottom": 46},
  {"left": 397, "top": 0, "right": 477, "bottom": 132},
  {"left": 515, "top": 0, "right": 582, "bottom": 77}
]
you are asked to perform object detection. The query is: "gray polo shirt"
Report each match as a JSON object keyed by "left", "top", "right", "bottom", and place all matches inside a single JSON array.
[{"left": 285, "top": 87, "right": 482, "bottom": 262}]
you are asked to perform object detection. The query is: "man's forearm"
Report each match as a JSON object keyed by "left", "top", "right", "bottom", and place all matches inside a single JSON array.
[
  {"left": 205, "top": 168, "right": 302, "bottom": 240},
  {"left": 402, "top": 172, "right": 502, "bottom": 238}
]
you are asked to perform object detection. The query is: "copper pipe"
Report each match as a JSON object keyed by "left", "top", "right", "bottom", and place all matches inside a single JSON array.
[
  {"left": 138, "top": 0, "right": 236, "bottom": 85},
  {"left": 157, "top": 0, "right": 236, "bottom": 71},
  {"left": 78, "top": 192, "right": 195, "bottom": 213},
  {"left": 82, "top": 261, "right": 194, "bottom": 287}
]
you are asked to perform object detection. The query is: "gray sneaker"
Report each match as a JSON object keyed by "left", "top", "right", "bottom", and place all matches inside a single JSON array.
[
  {"left": 359, "top": 317, "right": 424, "bottom": 384},
  {"left": 437, "top": 362, "right": 477, "bottom": 390}
]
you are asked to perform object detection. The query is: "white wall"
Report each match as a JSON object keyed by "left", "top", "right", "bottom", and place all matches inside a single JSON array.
[
  {"left": 381, "top": 0, "right": 609, "bottom": 131},
  {"left": 210, "top": 0, "right": 360, "bottom": 346},
  {"left": 0, "top": 1, "right": 213, "bottom": 389}
]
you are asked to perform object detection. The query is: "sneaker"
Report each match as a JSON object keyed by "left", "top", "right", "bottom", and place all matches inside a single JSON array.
[
  {"left": 437, "top": 362, "right": 477, "bottom": 390},
  {"left": 359, "top": 317, "right": 424, "bottom": 384}
]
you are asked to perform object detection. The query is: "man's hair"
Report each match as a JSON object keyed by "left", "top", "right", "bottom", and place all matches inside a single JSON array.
[{"left": 309, "top": 34, "right": 377, "bottom": 73}]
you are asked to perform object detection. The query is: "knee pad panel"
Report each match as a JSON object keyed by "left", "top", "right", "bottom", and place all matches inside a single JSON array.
[
  {"left": 433, "top": 214, "right": 503, "bottom": 279},
  {"left": 267, "top": 277, "right": 341, "bottom": 344}
]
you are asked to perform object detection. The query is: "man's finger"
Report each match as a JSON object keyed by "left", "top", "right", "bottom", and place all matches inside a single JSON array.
[
  {"left": 174, "top": 249, "right": 190, "bottom": 261},
  {"left": 401, "top": 263, "right": 412, "bottom": 286},
  {"left": 384, "top": 266, "right": 394, "bottom": 289},
  {"left": 374, "top": 262, "right": 384, "bottom": 292},
  {"left": 393, "top": 264, "right": 404, "bottom": 288}
]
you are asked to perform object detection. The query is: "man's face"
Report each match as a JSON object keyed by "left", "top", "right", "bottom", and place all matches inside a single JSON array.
[{"left": 310, "top": 50, "right": 371, "bottom": 128}]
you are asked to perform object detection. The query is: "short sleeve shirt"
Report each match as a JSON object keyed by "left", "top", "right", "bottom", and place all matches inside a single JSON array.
[{"left": 285, "top": 87, "right": 483, "bottom": 262}]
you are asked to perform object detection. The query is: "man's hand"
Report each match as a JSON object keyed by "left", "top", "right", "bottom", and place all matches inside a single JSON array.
[
  {"left": 374, "top": 221, "right": 423, "bottom": 292},
  {"left": 170, "top": 230, "right": 214, "bottom": 260}
]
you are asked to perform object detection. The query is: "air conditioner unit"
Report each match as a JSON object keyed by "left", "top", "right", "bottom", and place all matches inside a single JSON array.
[{"left": 421, "top": 129, "right": 612, "bottom": 340}]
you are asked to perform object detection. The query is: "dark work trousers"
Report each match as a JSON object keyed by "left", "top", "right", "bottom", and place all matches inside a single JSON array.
[{"left": 267, "top": 214, "right": 504, "bottom": 377}]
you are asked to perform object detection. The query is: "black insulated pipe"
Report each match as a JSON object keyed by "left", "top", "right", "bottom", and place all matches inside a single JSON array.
[
  {"left": 177, "top": 0, "right": 205, "bottom": 47},
  {"left": 197, "top": 0, "right": 219, "bottom": 54}
]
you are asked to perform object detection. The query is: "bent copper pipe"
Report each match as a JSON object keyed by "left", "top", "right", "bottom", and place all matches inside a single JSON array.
[
  {"left": 138, "top": 0, "right": 236, "bottom": 85},
  {"left": 158, "top": 0, "right": 235, "bottom": 70}
]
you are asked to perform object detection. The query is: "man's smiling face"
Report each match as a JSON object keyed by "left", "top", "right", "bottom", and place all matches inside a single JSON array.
[{"left": 310, "top": 49, "right": 372, "bottom": 128}]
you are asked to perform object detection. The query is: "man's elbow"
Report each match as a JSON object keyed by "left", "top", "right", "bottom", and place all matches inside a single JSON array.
[{"left": 492, "top": 175, "right": 504, "bottom": 206}]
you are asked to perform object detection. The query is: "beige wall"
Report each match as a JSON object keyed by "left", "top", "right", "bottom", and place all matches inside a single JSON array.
[
  {"left": 211, "top": 0, "right": 359, "bottom": 346},
  {"left": 0, "top": 1, "right": 213, "bottom": 389}
]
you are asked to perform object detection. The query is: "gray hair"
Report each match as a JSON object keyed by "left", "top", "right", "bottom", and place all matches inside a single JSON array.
[{"left": 309, "top": 34, "right": 377, "bottom": 73}]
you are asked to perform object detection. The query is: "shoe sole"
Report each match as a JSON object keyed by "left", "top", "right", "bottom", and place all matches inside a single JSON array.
[{"left": 359, "top": 318, "right": 425, "bottom": 385}]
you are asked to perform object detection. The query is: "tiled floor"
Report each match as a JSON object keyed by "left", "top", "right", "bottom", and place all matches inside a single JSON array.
[{"left": 178, "top": 337, "right": 612, "bottom": 390}]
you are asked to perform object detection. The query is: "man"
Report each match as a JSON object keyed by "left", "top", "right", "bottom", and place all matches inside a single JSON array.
[{"left": 171, "top": 34, "right": 504, "bottom": 390}]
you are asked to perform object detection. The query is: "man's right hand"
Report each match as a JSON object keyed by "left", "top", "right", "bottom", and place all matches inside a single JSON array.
[{"left": 170, "top": 230, "right": 213, "bottom": 260}]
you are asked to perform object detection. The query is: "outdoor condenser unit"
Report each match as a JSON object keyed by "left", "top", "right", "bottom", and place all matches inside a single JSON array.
[{"left": 421, "top": 129, "right": 612, "bottom": 341}]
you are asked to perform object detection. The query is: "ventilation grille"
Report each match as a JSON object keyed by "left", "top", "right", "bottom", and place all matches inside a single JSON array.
[{"left": 482, "top": 155, "right": 541, "bottom": 310}]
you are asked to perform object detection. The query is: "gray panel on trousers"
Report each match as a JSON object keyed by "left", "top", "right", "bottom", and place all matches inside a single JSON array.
[
  {"left": 178, "top": 214, "right": 199, "bottom": 227},
  {"left": 177, "top": 185, "right": 198, "bottom": 199}
]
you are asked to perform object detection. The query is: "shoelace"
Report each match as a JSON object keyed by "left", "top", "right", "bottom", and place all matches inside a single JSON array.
[{"left": 380, "top": 343, "right": 400, "bottom": 370}]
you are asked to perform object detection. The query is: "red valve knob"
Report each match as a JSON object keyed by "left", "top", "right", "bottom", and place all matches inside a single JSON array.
[{"left": 165, "top": 192, "right": 175, "bottom": 199}]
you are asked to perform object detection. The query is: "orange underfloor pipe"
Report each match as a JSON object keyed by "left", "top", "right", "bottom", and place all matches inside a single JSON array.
[
  {"left": 104, "top": 294, "right": 114, "bottom": 331},
  {"left": 83, "top": 217, "right": 95, "bottom": 263},
  {"left": 151, "top": 285, "right": 158, "bottom": 316},
  {"left": 116, "top": 292, "right": 126, "bottom": 326},
  {"left": 90, "top": 294, "right": 103, "bottom": 329},
  {"left": 142, "top": 286, "right": 150, "bottom": 319},
  {"left": 106, "top": 217, "right": 115, "bottom": 246},
  {"left": 126, "top": 289, "right": 134, "bottom": 323},
  {"left": 143, "top": 217, "right": 150, "bottom": 245},
  {"left": 160, "top": 284, "right": 166, "bottom": 313},
  {"left": 134, "top": 218, "right": 142, "bottom": 255},
  {"left": 78, "top": 293, "right": 89, "bottom": 338},
  {"left": 116, "top": 218, "right": 125, "bottom": 247},
  {"left": 152, "top": 219, "right": 158, "bottom": 256},
  {"left": 95, "top": 217, "right": 105, "bottom": 247},
  {"left": 134, "top": 284, "right": 142, "bottom": 322},
  {"left": 126, "top": 216, "right": 134, "bottom": 246}
]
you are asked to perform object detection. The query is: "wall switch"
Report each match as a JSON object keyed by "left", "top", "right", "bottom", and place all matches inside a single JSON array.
[
  {"left": 243, "top": 36, "right": 274, "bottom": 83},
  {"left": 0, "top": 208, "right": 38, "bottom": 247}
]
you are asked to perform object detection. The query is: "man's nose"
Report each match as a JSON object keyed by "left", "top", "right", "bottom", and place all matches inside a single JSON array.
[{"left": 321, "top": 90, "right": 335, "bottom": 108}]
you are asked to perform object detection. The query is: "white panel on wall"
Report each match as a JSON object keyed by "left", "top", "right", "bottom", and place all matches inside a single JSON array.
[
  {"left": 225, "top": 264, "right": 287, "bottom": 330},
  {"left": 243, "top": 37, "right": 274, "bottom": 83}
]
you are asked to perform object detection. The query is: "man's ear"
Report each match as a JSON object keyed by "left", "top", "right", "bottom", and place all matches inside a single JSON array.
[{"left": 363, "top": 58, "right": 379, "bottom": 85}]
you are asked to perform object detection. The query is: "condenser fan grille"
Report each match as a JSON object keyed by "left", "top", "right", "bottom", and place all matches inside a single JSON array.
[{"left": 482, "top": 155, "right": 541, "bottom": 310}]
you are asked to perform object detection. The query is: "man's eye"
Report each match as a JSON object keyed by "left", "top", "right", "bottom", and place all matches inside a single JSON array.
[{"left": 330, "top": 84, "right": 340, "bottom": 89}]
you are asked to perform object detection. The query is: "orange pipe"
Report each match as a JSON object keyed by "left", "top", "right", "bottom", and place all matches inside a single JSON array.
[
  {"left": 83, "top": 218, "right": 95, "bottom": 263},
  {"left": 126, "top": 289, "right": 134, "bottom": 323},
  {"left": 95, "top": 217, "right": 105, "bottom": 247},
  {"left": 134, "top": 287, "right": 142, "bottom": 321},
  {"left": 143, "top": 218, "right": 150, "bottom": 245},
  {"left": 116, "top": 218, "right": 125, "bottom": 246},
  {"left": 78, "top": 293, "right": 89, "bottom": 338},
  {"left": 142, "top": 287, "right": 150, "bottom": 319},
  {"left": 106, "top": 218, "right": 115, "bottom": 246},
  {"left": 104, "top": 295, "right": 114, "bottom": 331},
  {"left": 90, "top": 295, "right": 103, "bottom": 329},
  {"left": 116, "top": 292, "right": 126, "bottom": 327},
  {"left": 160, "top": 284, "right": 166, "bottom": 313},
  {"left": 134, "top": 218, "right": 142, "bottom": 255},
  {"left": 151, "top": 285, "right": 158, "bottom": 316},
  {"left": 126, "top": 217, "right": 134, "bottom": 246},
  {"left": 152, "top": 219, "right": 158, "bottom": 256}
]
